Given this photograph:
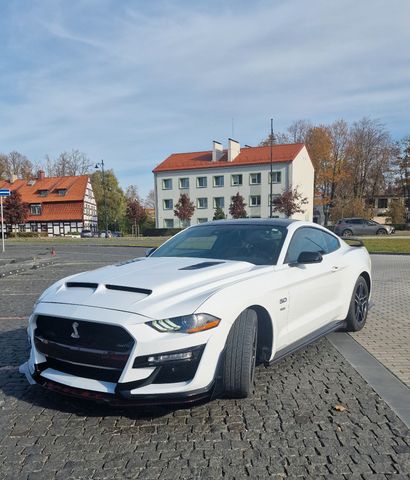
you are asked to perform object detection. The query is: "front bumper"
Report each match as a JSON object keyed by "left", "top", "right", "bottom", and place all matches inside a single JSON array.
[{"left": 21, "top": 303, "right": 228, "bottom": 404}]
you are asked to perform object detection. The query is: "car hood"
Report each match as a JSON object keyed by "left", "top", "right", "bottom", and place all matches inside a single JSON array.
[{"left": 38, "top": 256, "right": 264, "bottom": 319}]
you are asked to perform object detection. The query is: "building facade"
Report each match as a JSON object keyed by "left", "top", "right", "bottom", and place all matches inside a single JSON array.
[
  {"left": 153, "top": 140, "right": 314, "bottom": 227},
  {"left": 0, "top": 171, "right": 98, "bottom": 236}
]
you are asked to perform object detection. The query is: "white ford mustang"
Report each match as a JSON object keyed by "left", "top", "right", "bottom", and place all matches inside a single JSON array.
[{"left": 20, "top": 219, "right": 371, "bottom": 405}]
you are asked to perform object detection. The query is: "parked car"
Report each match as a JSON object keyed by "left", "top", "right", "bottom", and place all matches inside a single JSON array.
[
  {"left": 334, "top": 218, "right": 395, "bottom": 237},
  {"left": 80, "top": 229, "right": 93, "bottom": 238},
  {"left": 20, "top": 219, "right": 371, "bottom": 405},
  {"left": 99, "top": 231, "right": 112, "bottom": 238}
]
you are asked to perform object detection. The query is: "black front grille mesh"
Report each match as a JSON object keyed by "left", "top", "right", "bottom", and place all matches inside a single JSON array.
[{"left": 34, "top": 315, "right": 134, "bottom": 382}]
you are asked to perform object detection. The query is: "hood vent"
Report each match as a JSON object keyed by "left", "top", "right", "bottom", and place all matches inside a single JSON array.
[
  {"left": 179, "top": 261, "right": 224, "bottom": 271},
  {"left": 105, "top": 285, "right": 152, "bottom": 295},
  {"left": 66, "top": 282, "right": 98, "bottom": 289}
]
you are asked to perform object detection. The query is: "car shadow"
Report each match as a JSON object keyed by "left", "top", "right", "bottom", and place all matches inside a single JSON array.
[{"left": 0, "top": 326, "right": 201, "bottom": 419}]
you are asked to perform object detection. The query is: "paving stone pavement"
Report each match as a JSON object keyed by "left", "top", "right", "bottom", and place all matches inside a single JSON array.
[
  {"left": 0, "top": 245, "right": 409, "bottom": 479},
  {"left": 352, "top": 255, "right": 410, "bottom": 387}
]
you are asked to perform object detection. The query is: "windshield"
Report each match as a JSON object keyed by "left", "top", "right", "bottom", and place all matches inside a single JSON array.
[{"left": 151, "top": 224, "right": 288, "bottom": 265}]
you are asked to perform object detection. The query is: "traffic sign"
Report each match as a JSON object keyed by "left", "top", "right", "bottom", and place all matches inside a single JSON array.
[{"left": 0, "top": 189, "right": 11, "bottom": 197}]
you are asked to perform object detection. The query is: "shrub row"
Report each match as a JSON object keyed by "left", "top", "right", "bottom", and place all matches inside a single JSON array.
[{"left": 143, "top": 228, "right": 183, "bottom": 237}]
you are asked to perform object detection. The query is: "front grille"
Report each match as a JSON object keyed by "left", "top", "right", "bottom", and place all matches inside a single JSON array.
[{"left": 34, "top": 315, "right": 134, "bottom": 382}]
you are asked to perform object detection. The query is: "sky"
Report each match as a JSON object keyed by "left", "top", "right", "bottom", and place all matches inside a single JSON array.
[{"left": 0, "top": 0, "right": 409, "bottom": 197}]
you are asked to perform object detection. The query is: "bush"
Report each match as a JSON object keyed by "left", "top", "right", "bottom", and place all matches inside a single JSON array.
[
  {"left": 387, "top": 223, "right": 409, "bottom": 231},
  {"left": 143, "top": 228, "right": 183, "bottom": 237}
]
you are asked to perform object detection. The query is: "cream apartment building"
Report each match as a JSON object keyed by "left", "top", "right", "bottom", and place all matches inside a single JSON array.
[{"left": 153, "top": 139, "right": 314, "bottom": 227}]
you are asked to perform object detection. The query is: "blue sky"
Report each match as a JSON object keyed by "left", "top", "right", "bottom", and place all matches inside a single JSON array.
[{"left": 1, "top": 0, "right": 409, "bottom": 197}]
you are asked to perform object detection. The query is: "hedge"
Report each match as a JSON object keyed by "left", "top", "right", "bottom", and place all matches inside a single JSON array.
[{"left": 143, "top": 228, "right": 183, "bottom": 237}]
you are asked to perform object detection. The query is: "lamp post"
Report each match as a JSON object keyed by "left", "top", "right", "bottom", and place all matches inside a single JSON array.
[
  {"left": 95, "top": 160, "right": 108, "bottom": 237},
  {"left": 269, "top": 118, "right": 274, "bottom": 218}
]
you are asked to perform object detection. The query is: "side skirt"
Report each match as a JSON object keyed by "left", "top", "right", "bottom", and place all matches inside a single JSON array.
[{"left": 268, "top": 320, "right": 346, "bottom": 365}]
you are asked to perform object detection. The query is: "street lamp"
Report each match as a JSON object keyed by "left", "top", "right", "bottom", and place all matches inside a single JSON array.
[
  {"left": 95, "top": 160, "right": 108, "bottom": 237},
  {"left": 269, "top": 118, "right": 274, "bottom": 218}
]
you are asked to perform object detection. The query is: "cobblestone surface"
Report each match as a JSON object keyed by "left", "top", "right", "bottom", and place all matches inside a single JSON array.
[
  {"left": 353, "top": 255, "right": 410, "bottom": 387},
  {"left": 0, "top": 245, "right": 410, "bottom": 479}
]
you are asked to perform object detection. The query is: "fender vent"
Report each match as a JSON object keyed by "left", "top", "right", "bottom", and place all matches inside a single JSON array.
[
  {"left": 105, "top": 285, "right": 152, "bottom": 295},
  {"left": 179, "top": 261, "right": 224, "bottom": 270},
  {"left": 66, "top": 282, "right": 98, "bottom": 289}
]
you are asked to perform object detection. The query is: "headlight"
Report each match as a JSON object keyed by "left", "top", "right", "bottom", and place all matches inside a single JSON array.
[{"left": 146, "top": 313, "right": 220, "bottom": 334}]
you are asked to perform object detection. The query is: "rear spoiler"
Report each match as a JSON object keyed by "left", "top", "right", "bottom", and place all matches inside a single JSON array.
[{"left": 343, "top": 238, "right": 364, "bottom": 247}]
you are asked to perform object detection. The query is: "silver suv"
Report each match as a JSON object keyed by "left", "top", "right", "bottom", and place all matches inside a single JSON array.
[{"left": 334, "top": 218, "right": 395, "bottom": 237}]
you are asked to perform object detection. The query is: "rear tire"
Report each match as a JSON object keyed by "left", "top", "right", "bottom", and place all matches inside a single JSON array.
[
  {"left": 342, "top": 229, "right": 353, "bottom": 237},
  {"left": 345, "top": 276, "right": 369, "bottom": 332},
  {"left": 222, "top": 309, "right": 258, "bottom": 398}
]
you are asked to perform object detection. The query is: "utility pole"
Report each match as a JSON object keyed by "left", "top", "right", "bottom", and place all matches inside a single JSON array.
[
  {"left": 269, "top": 118, "right": 274, "bottom": 218},
  {"left": 95, "top": 160, "right": 108, "bottom": 237}
]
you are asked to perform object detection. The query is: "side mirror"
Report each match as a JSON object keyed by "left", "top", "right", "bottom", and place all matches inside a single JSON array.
[
  {"left": 145, "top": 247, "right": 157, "bottom": 257},
  {"left": 296, "top": 251, "right": 323, "bottom": 264}
]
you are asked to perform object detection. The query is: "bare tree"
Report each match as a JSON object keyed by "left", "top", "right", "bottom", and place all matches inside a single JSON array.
[
  {"left": 287, "top": 119, "right": 313, "bottom": 143},
  {"left": 44, "top": 150, "right": 93, "bottom": 177},
  {"left": 3, "top": 151, "right": 33, "bottom": 179},
  {"left": 144, "top": 189, "right": 156, "bottom": 209},
  {"left": 125, "top": 185, "right": 141, "bottom": 201}
]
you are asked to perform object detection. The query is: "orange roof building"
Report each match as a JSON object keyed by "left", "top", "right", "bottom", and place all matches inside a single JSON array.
[
  {"left": 0, "top": 171, "right": 98, "bottom": 236},
  {"left": 153, "top": 139, "right": 314, "bottom": 228}
]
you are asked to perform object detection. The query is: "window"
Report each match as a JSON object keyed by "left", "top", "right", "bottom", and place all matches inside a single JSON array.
[
  {"left": 162, "top": 179, "right": 172, "bottom": 190},
  {"left": 350, "top": 219, "right": 364, "bottom": 224},
  {"left": 231, "top": 174, "right": 243, "bottom": 186},
  {"left": 268, "top": 194, "right": 280, "bottom": 206},
  {"left": 179, "top": 178, "right": 189, "bottom": 189},
  {"left": 377, "top": 198, "right": 388, "bottom": 209},
  {"left": 285, "top": 227, "right": 340, "bottom": 264},
  {"left": 213, "top": 197, "right": 225, "bottom": 208},
  {"left": 30, "top": 204, "right": 42, "bottom": 215},
  {"left": 197, "top": 218, "right": 208, "bottom": 224},
  {"left": 38, "top": 190, "right": 48, "bottom": 197},
  {"left": 269, "top": 172, "right": 282, "bottom": 184},
  {"left": 213, "top": 176, "right": 224, "bottom": 187},
  {"left": 196, "top": 177, "right": 207, "bottom": 188},
  {"left": 249, "top": 173, "right": 261, "bottom": 185},
  {"left": 56, "top": 189, "right": 67, "bottom": 196},
  {"left": 249, "top": 195, "right": 261, "bottom": 207},
  {"left": 163, "top": 199, "right": 173, "bottom": 210},
  {"left": 197, "top": 198, "right": 208, "bottom": 209},
  {"left": 164, "top": 219, "right": 174, "bottom": 228}
]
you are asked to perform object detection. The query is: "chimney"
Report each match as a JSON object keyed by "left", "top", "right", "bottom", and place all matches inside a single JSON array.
[
  {"left": 212, "top": 141, "right": 224, "bottom": 162},
  {"left": 9, "top": 174, "right": 17, "bottom": 184},
  {"left": 228, "top": 138, "right": 240, "bottom": 162},
  {"left": 37, "top": 170, "right": 45, "bottom": 180}
]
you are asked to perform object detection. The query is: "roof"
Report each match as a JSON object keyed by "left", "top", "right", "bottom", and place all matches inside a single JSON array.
[
  {"left": 0, "top": 175, "right": 89, "bottom": 222},
  {"left": 0, "top": 175, "right": 89, "bottom": 204},
  {"left": 153, "top": 143, "right": 305, "bottom": 173},
  {"left": 26, "top": 202, "right": 84, "bottom": 222}
]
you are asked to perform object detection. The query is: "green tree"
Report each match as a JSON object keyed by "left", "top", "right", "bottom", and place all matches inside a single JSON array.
[
  {"left": 229, "top": 193, "right": 247, "bottom": 219},
  {"left": 90, "top": 170, "right": 126, "bottom": 231},
  {"left": 213, "top": 206, "right": 226, "bottom": 220}
]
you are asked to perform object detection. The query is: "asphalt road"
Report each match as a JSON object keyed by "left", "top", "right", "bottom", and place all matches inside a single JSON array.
[{"left": 0, "top": 245, "right": 410, "bottom": 479}]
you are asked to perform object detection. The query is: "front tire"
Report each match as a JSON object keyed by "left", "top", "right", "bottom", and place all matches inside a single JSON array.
[
  {"left": 222, "top": 309, "right": 258, "bottom": 398},
  {"left": 376, "top": 228, "right": 387, "bottom": 235},
  {"left": 345, "top": 276, "right": 369, "bottom": 332}
]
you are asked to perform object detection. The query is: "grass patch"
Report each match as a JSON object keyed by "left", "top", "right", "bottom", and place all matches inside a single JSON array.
[
  {"left": 6, "top": 236, "right": 170, "bottom": 248},
  {"left": 361, "top": 238, "right": 410, "bottom": 254}
]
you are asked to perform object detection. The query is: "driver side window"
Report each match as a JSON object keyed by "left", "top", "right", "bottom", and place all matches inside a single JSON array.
[{"left": 285, "top": 228, "right": 328, "bottom": 264}]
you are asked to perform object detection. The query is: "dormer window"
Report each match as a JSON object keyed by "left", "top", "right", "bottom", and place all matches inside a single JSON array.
[
  {"left": 38, "top": 190, "right": 49, "bottom": 197},
  {"left": 56, "top": 189, "right": 67, "bottom": 196}
]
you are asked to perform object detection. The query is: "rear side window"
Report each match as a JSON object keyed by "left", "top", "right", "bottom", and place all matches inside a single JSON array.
[{"left": 285, "top": 227, "right": 340, "bottom": 263}]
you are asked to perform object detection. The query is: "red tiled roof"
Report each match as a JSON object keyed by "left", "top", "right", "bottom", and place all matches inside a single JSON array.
[
  {"left": 153, "top": 143, "right": 305, "bottom": 173},
  {"left": 0, "top": 175, "right": 88, "bottom": 203},
  {"left": 26, "top": 202, "right": 84, "bottom": 222},
  {"left": 0, "top": 175, "right": 89, "bottom": 222}
]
